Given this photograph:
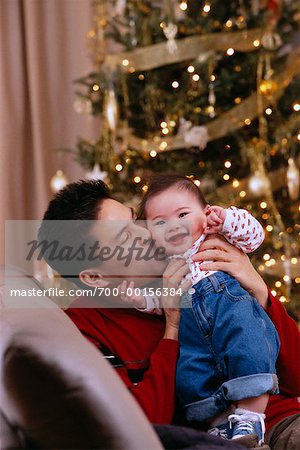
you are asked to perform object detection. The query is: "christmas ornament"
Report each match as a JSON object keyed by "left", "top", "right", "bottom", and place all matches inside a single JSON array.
[
  {"left": 258, "top": 51, "right": 278, "bottom": 100},
  {"left": 178, "top": 118, "right": 209, "bottom": 150},
  {"left": 184, "top": 126, "right": 209, "bottom": 150},
  {"left": 235, "top": 15, "right": 246, "bottom": 29},
  {"left": 85, "top": 163, "right": 107, "bottom": 181},
  {"left": 73, "top": 97, "right": 92, "bottom": 115},
  {"left": 104, "top": 89, "right": 119, "bottom": 131},
  {"left": 163, "top": 22, "right": 178, "bottom": 54},
  {"left": 259, "top": 79, "right": 278, "bottom": 97},
  {"left": 261, "top": 31, "right": 282, "bottom": 51},
  {"left": 286, "top": 158, "right": 300, "bottom": 200},
  {"left": 115, "top": 0, "right": 126, "bottom": 16},
  {"left": 248, "top": 171, "right": 270, "bottom": 195},
  {"left": 208, "top": 83, "right": 216, "bottom": 118},
  {"left": 50, "top": 170, "right": 68, "bottom": 193}
]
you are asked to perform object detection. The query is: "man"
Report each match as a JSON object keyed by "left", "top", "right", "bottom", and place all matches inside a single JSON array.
[{"left": 39, "top": 180, "right": 300, "bottom": 450}]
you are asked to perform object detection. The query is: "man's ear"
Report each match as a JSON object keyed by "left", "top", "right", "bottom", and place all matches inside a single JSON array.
[{"left": 79, "top": 269, "right": 109, "bottom": 288}]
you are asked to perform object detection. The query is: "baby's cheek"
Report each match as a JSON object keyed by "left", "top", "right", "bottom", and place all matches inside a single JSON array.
[
  {"left": 192, "top": 216, "right": 206, "bottom": 238},
  {"left": 149, "top": 228, "right": 166, "bottom": 248}
]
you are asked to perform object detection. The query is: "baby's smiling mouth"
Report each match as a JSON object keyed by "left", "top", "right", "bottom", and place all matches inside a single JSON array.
[{"left": 166, "top": 232, "right": 190, "bottom": 245}]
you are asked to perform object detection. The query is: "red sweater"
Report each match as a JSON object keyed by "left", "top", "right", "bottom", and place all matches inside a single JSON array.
[{"left": 66, "top": 291, "right": 300, "bottom": 430}]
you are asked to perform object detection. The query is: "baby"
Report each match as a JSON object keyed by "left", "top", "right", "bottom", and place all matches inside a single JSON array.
[{"left": 125, "top": 174, "right": 280, "bottom": 446}]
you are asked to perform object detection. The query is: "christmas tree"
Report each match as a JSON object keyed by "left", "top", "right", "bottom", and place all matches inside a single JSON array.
[{"left": 65, "top": 0, "right": 300, "bottom": 318}]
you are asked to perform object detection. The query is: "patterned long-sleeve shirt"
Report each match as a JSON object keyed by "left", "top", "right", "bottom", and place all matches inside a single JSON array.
[{"left": 186, "top": 206, "right": 264, "bottom": 286}]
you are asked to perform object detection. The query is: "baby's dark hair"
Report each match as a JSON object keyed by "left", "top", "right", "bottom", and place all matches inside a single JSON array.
[{"left": 138, "top": 173, "right": 207, "bottom": 219}]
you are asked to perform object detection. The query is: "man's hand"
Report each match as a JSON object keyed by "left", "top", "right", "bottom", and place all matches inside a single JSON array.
[
  {"left": 204, "top": 205, "right": 226, "bottom": 234},
  {"left": 162, "top": 259, "right": 191, "bottom": 340},
  {"left": 192, "top": 235, "right": 269, "bottom": 308}
]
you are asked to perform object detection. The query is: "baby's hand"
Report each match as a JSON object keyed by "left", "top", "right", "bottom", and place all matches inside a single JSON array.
[
  {"left": 117, "top": 280, "right": 146, "bottom": 309},
  {"left": 204, "top": 205, "right": 226, "bottom": 234}
]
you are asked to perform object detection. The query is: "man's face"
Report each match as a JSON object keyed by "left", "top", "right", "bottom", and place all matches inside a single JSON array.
[{"left": 90, "top": 199, "right": 167, "bottom": 286}]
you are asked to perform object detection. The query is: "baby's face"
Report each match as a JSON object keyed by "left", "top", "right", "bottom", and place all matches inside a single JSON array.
[{"left": 145, "top": 187, "right": 208, "bottom": 255}]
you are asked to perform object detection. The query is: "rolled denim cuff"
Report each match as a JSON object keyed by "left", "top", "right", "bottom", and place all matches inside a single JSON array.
[{"left": 185, "top": 373, "right": 279, "bottom": 422}]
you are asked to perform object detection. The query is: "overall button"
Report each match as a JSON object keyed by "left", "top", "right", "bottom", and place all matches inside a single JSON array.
[{"left": 188, "top": 287, "right": 196, "bottom": 295}]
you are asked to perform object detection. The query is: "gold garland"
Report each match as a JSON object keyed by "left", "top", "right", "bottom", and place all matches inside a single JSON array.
[
  {"left": 105, "top": 28, "right": 265, "bottom": 71},
  {"left": 124, "top": 50, "right": 300, "bottom": 153}
]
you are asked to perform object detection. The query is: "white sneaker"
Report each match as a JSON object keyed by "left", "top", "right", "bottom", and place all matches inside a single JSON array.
[{"left": 228, "top": 409, "right": 266, "bottom": 446}]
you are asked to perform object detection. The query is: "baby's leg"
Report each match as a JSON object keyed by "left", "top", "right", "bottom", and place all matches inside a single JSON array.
[
  {"left": 209, "top": 393, "right": 268, "bottom": 428},
  {"left": 209, "top": 406, "right": 235, "bottom": 427},
  {"left": 206, "top": 274, "right": 279, "bottom": 445},
  {"left": 237, "top": 393, "right": 269, "bottom": 413},
  {"left": 228, "top": 395, "right": 269, "bottom": 445}
]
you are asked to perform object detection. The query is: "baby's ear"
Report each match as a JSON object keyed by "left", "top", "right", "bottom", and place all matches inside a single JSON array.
[{"left": 204, "top": 205, "right": 210, "bottom": 215}]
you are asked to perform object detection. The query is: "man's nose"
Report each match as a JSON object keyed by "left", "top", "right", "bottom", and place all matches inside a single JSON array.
[{"left": 132, "top": 222, "right": 151, "bottom": 241}]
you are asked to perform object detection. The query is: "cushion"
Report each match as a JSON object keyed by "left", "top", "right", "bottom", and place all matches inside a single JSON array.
[{"left": 0, "top": 267, "right": 162, "bottom": 449}]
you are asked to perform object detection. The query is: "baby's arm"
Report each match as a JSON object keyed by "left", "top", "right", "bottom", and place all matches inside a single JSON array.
[
  {"left": 222, "top": 206, "right": 265, "bottom": 252},
  {"left": 117, "top": 280, "right": 163, "bottom": 315},
  {"left": 205, "top": 206, "right": 265, "bottom": 253}
]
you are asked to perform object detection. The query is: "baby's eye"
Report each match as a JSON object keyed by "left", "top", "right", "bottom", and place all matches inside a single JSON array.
[
  {"left": 154, "top": 220, "right": 165, "bottom": 226},
  {"left": 179, "top": 212, "right": 189, "bottom": 218}
]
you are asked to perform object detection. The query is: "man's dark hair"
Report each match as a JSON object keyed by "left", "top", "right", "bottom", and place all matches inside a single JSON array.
[
  {"left": 38, "top": 180, "right": 112, "bottom": 287},
  {"left": 138, "top": 173, "right": 207, "bottom": 219},
  {"left": 42, "top": 179, "right": 111, "bottom": 221}
]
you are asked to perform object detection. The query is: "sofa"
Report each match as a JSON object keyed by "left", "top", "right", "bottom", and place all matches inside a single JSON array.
[
  {"left": 0, "top": 267, "right": 163, "bottom": 449},
  {"left": 1, "top": 267, "right": 248, "bottom": 450}
]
